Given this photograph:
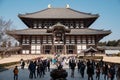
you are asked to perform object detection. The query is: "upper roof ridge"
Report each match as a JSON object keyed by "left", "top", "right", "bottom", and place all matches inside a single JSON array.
[
  {"left": 18, "top": 7, "right": 99, "bottom": 18},
  {"left": 18, "top": 8, "right": 49, "bottom": 17},
  {"left": 67, "top": 8, "right": 99, "bottom": 16}
]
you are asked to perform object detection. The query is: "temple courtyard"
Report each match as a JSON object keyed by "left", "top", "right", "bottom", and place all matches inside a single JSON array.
[
  {"left": 0, "top": 62, "right": 117, "bottom": 80},
  {"left": 0, "top": 54, "right": 119, "bottom": 80}
]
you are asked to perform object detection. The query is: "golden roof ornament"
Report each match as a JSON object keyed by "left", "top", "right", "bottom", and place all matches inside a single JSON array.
[
  {"left": 66, "top": 4, "right": 70, "bottom": 8},
  {"left": 48, "top": 4, "right": 51, "bottom": 8}
]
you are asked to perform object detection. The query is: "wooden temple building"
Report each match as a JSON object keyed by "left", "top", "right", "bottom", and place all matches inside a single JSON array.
[{"left": 8, "top": 6, "right": 111, "bottom": 54}]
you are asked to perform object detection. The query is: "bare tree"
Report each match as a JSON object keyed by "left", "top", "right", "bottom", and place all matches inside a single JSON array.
[
  {"left": 0, "top": 17, "right": 19, "bottom": 58},
  {"left": 1, "top": 41, "right": 7, "bottom": 47},
  {"left": 8, "top": 41, "right": 11, "bottom": 47},
  {"left": 15, "top": 42, "right": 19, "bottom": 47},
  {"left": 0, "top": 17, "right": 13, "bottom": 43}
]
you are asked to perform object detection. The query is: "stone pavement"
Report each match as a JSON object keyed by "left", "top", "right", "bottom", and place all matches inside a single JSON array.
[{"left": 0, "top": 64, "right": 117, "bottom": 80}]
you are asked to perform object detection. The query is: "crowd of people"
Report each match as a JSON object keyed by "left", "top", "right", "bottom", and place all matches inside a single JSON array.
[
  {"left": 68, "top": 58, "right": 119, "bottom": 80},
  {"left": 13, "top": 56, "right": 120, "bottom": 80},
  {"left": 28, "top": 59, "right": 50, "bottom": 79}
]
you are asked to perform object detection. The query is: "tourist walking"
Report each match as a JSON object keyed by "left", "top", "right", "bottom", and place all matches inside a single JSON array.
[
  {"left": 87, "top": 64, "right": 94, "bottom": 80},
  {"left": 20, "top": 59, "right": 25, "bottom": 69},
  {"left": 37, "top": 65, "right": 41, "bottom": 77},
  {"left": 28, "top": 61, "right": 36, "bottom": 79},
  {"left": 102, "top": 63, "right": 109, "bottom": 80},
  {"left": 70, "top": 60, "right": 76, "bottom": 78},
  {"left": 40, "top": 61, "right": 45, "bottom": 77},
  {"left": 80, "top": 61, "right": 86, "bottom": 78},
  {"left": 99, "top": 59, "right": 104, "bottom": 69},
  {"left": 108, "top": 65, "right": 116, "bottom": 80},
  {"left": 96, "top": 63, "right": 100, "bottom": 80},
  {"left": 69, "top": 58, "right": 72, "bottom": 69},
  {"left": 13, "top": 66, "right": 19, "bottom": 80},
  {"left": 77, "top": 60, "right": 81, "bottom": 73},
  {"left": 116, "top": 67, "right": 120, "bottom": 80},
  {"left": 46, "top": 59, "right": 50, "bottom": 71}
]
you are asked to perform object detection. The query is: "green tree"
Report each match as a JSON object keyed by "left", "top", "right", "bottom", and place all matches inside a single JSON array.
[
  {"left": 98, "top": 41, "right": 106, "bottom": 46},
  {"left": 99, "top": 39, "right": 120, "bottom": 46},
  {"left": 117, "top": 39, "right": 120, "bottom": 46}
]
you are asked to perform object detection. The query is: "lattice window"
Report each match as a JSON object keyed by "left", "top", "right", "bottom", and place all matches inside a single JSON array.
[
  {"left": 82, "top": 36, "right": 86, "bottom": 44},
  {"left": 31, "top": 45, "right": 41, "bottom": 54},
  {"left": 77, "top": 36, "right": 81, "bottom": 44},
  {"left": 22, "top": 50, "right": 29, "bottom": 54}
]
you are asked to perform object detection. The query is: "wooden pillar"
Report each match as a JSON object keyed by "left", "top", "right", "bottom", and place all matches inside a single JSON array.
[
  {"left": 41, "top": 45, "right": 43, "bottom": 54},
  {"left": 64, "top": 45, "right": 66, "bottom": 54},
  {"left": 86, "top": 35, "right": 88, "bottom": 49},
  {"left": 51, "top": 44, "right": 54, "bottom": 54},
  {"left": 95, "top": 35, "right": 99, "bottom": 48},
  {"left": 74, "top": 45, "right": 77, "bottom": 54},
  {"left": 51, "top": 34, "right": 55, "bottom": 54},
  {"left": 29, "top": 36, "right": 32, "bottom": 54}
]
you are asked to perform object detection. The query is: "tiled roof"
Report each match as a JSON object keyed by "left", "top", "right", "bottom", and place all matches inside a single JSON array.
[
  {"left": 66, "top": 28, "right": 111, "bottom": 35},
  {"left": 0, "top": 47, "right": 21, "bottom": 52},
  {"left": 18, "top": 8, "right": 98, "bottom": 19},
  {"left": 7, "top": 28, "right": 111, "bottom": 36},
  {"left": 98, "top": 46, "right": 120, "bottom": 50},
  {"left": 84, "top": 47, "right": 97, "bottom": 53},
  {"left": 47, "top": 22, "right": 70, "bottom": 33},
  {"left": 7, "top": 28, "right": 52, "bottom": 35}
]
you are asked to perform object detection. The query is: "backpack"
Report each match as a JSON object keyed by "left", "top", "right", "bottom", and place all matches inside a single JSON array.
[{"left": 13, "top": 68, "right": 18, "bottom": 75}]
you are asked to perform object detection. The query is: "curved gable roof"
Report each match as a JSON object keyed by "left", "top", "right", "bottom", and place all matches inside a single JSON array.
[{"left": 18, "top": 8, "right": 99, "bottom": 19}]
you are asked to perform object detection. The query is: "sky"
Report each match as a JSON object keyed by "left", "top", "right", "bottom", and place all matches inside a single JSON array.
[{"left": 0, "top": 0, "right": 120, "bottom": 42}]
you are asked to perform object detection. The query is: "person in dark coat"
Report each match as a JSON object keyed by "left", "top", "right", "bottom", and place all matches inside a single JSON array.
[
  {"left": 46, "top": 59, "right": 50, "bottom": 71},
  {"left": 77, "top": 60, "right": 81, "bottom": 73},
  {"left": 87, "top": 64, "right": 94, "bottom": 80},
  {"left": 80, "top": 62, "right": 85, "bottom": 78},
  {"left": 28, "top": 61, "right": 36, "bottom": 79},
  {"left": 116, "top": 67, "right": 120, "bottom": 80},
  {"left": 102, "top": 63, "right": 108, "bottom": 80},
  {"left": 108, "top": 65, "right": 115, "bottom": 80},
  {"left": 69, "top": 59, "right": 72, "bottom": 69},
  {"left": 70, "top": 60, "right": 76, "bottom": 78},
  {"left": 40, "top": 62, "right": 45, "bottom": 77},
  {"left": 99, "top": 59, "right": 104, "bottom": 69},
  {"left": 37, "top": 65, "right": 40, "bottom": 77},
  {"left": 87, "top": 59, "right": 91, "bottom": 67},
  {"left": 96, "top": 63, "right": 101, "bottom": 80},
  {"left": 20, "top": 59, "right": 25, "bottom": 69}
]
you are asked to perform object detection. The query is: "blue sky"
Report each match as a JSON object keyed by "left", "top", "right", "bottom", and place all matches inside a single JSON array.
[{"left": 0, "top": 0, "right": 120, "bottom": 41}]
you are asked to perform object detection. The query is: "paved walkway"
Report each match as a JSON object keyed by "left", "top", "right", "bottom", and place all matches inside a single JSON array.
[{"left": 0, "top": 64, "right": 117, "bottom": 80}]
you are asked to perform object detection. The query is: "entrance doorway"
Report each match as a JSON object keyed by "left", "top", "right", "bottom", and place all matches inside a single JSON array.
[
  {"left": 43, "top": 45, "right": 51, "bottom": 54},
  {"left": 54, "top": 45, "right": 63, "bottom": 54},
  {"left": 66, "top": 45, "right": 75, "bottom": 54}
]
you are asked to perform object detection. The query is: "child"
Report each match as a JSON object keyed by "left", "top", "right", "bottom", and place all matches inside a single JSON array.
[{"left": 13, "top": 66, "right": 19, "bottom": 80}]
